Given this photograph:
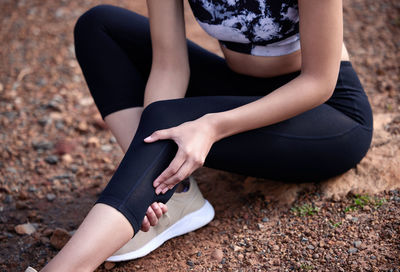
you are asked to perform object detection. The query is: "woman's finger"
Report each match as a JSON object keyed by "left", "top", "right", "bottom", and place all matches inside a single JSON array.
[
  {"left": 159, "top": 202, "right": 168, "bottom": 213},
  {"left": 146, "top": 206, "right": 159, "bottom": 226},
  {"left": 159, "top": 161, "right": 193, "bottom": 194},
  {"left": 150, "top": 202, "right": 164, "bottom": 218},
  {"left": 144, "top": 129, "right": 171, "bottom": 143},
  {"left": 153, "top": 148, "right": 187, "bottom": 188},
  {"left": 155, "top": 182, "right": 169, "bottom": 195},
  {"left": 141, "top": 216, "right": 151, "bottom": 232}
]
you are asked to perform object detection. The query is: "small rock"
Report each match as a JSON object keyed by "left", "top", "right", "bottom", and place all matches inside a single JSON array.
[
  {"left": 40, "top": 236, "right": 50, "bottom": 245},
  {"left": 354, "top": 241, "right": 362, "bottom": 248},
  {"left": 348, "top": 247, "right": 358, "bottom": 254},
  {"left": 50, "top": 228, "right": 71, "bottom": 249},
  {"left": 43, "top": 228, "right": 53, "bottom": 236},
  {"left": 362, "top": 205, "right": 371, "bottom": 211},
  {"left": 15, "top": 223, "right": 36, "bottom": 235},
  {"left": 301, "top": 237, "right": 308, "bottom": 243},
  {"left": 186, "top": 260, "right": 194, "bottom": 267},
  {"left": 45, "top": 155, "right": 59, "bottom": 165},
  {"left": 104, "top": 262, "right": 115, "bottom": 270},
  {"left": 313, "top": 253, "right": 320, "bottom": 259},
  {"left": 38, "top": 117, "right": 52, "bottom": 126},
  {"left": 54, "top": 139, "right": 75, "bottom": 155},
  {"left": 101, "top": 145, "right": 113, "bottom": 152},
  {"left": 233, "top": 245, "right": 242, "bottom": 252},
  {"left": 87, "top": 136, "right": 100, "bottom": 147},
  {"left": 211, "top": 248, "right": 224, "bottom": 262},
  {"left": 32, "top": 141, "right": 53, "bottom": 151},
  {"left": 196, "top": 251, "right": 202, "bottom": 257},
  {"left": 46, "top": 193, "right": 56, "bottom": 202},
  {"left": 351, "top": 217, "right": 359, "bottom": 222},
  {"left": 0, "top": 82, "right": 3, "bottom": 92},
  {"left": 77, "top": 121, "right": 88, "bottom": 132},
  {"left": 16, "top": 201, "right": 29, "bottom": 209},
  {"left": 272, "top": 245, "right": 280, "bottom": 251},
  {"left": 307, "top": 245, "right": 315, "bottom": 250},
  {"left": 62, "top": 154, "right": 73, "bottom": 163},
  {"left": 262, "top": 217, "right": 269, "bottom": 222},
  {"left": 4, "top": 195, "right": 13, "bottom": 204}
]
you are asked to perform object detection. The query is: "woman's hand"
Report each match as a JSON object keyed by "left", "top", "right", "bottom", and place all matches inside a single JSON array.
[
  {"left": 141, "top": 202, "right": 168, "bottom": 232},
  {"left": 144, "top": 115, "right": 217, "bottom": 195}
]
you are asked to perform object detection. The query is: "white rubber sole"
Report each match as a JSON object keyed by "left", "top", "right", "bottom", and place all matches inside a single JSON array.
[{"left": 106, "top": 200, "right": 215, "bottom": 262}]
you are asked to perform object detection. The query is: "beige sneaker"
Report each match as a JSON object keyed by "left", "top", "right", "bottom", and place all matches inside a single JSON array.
[
  {"left": 107, "top": 176, "right": 214, "bottom": 262},
  {"left": 25, "top": 267, "right": 37, "bottom": 272}
]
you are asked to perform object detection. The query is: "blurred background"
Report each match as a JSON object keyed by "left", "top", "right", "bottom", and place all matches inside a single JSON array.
[{"left": 0, "top": 0, "right": 399, "bottom": 271}]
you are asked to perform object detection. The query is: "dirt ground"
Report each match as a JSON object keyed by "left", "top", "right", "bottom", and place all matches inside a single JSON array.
[{"left": 1, "top": 0, "right": 400, "bottom": 271}]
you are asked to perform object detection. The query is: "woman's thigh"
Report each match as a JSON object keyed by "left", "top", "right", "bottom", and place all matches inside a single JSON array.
[
  {"left": 139, "top": 96, "right": 373, "bottom": 182},
  {"left": 74, "top": 4, "right": 299, "bottom": 115}
]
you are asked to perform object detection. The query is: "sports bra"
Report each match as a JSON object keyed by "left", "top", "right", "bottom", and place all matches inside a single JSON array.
[{"left": 187, "top": 0, "right": 300, "bottom": 57}]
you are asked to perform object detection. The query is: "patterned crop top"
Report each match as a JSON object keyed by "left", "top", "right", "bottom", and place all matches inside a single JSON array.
[{"left": 187, "top": 0, "right": 300, "bottom": 57}]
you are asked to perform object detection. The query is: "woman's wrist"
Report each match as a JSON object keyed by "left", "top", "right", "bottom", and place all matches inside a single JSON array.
[{"left": 201, "top": 112, "right": 231, "bottom": 143}]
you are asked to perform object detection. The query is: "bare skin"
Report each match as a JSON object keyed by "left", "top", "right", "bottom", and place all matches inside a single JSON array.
[{"left": 40, "top": 0, "right": 346, "bottom": 271}]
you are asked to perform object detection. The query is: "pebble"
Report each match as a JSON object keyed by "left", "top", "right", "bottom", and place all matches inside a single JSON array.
[
  {"left": 272, "top": 245, "right": 280, "bottom": 251},
  {"left": 4, "top": 195, "right": 13, "bottom": 204},
  {"left": 186, "top": 260, "right": 194, "bottom": 267},
  {"left": 211, "top": 248, "right": 224, "bottom": 262},
  {"left": 307, "top": 245, "right": 315, "bottom": 250},
  {"left": 104, "top": 262, "right": 115, "bottom": 270},
  {"left": 38, "top": 117, "right": 52, "bottom": 126},
  {"left": 50, "top": 228, "right": 71, "bottom": 249},
  {"left": 15, "top": 223, "right": 36, "bottom": 235},
  {"left": 32, "top": 141, "right": 53, "bottom": 151},
  {"left": 101, "top": 145, "right": 113, "bottom": 152},
  {"left": 354, "top": 240, "right": 362, "bottom": 248},
  {"left": 348, "top": 247, "right": 358, "bottom": 254},
  {"left": 45, "top": 155, "right": 59, "bottom": 165},
  {"left": 262, "top": 217, "right": 269, "bottom": 222},
  {"left": 351, "top": 217, "right": 359, "bottom": 222},
  {"left": 362, "top": 205, "right": 371, "bottom": 211},
  {"left": 233, "top": 245, "right": 242, "bottom": 252},
  {"left": 62, "top": 154, "right": 73, "bottom": 163},
  {"left": 87, "top": 136, "right": 100, "bottom": 147},
  {"left": 301, "top": 237, "right": 308, "bottom": 243},
  {"left": 196, "top": 251, "right": 202, "bottom": 257},
  {"left": 46, "top": 193, "right": 56, "bottom": 202},
  {"left": 54, "top": 139, "right": 75, "bottom": 155},
  {"left": 77, "top": 121, "right": 88, "bottom": 132},
  {"left": 16, "top": 201, "right": 29, "bottom": 209}
]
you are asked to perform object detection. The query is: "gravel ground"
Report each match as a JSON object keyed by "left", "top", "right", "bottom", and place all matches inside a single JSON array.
[{"left": 0, "top": 0, "right": 399, "bottom": 271}]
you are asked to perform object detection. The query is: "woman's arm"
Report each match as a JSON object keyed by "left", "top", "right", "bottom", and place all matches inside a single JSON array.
[
  {"left": 144, "top": 0, "right": 189, "bottom": 107},
  {"left": 207, "top": 0, "right": 343, "bottom": 141},
  {"left": 148, "top": 0, "right": 344, "bottom": 193}
]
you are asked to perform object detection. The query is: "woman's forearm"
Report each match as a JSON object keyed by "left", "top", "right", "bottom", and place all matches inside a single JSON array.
[
  {"left": 206, "top": 74, "right": 336, "bottom": 142},
  {"left": 143, "top": 66, "right": 190, "bottom": 107}
]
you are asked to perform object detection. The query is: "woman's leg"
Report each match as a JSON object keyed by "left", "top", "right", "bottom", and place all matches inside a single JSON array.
[{"left": 41, "top": 204, "right": 133, "bottom": 272}]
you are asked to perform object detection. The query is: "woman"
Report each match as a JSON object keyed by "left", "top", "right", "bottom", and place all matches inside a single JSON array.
[{"left": 27, "top": 0, "right": 373, "bottom": 271}]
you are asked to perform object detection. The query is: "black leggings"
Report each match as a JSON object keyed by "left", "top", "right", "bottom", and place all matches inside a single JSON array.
[{"left": 74, "top": 5, "right": 373, "bottom": 235}]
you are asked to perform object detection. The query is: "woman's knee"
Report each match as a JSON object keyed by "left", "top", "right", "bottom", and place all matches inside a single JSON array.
[
  {"left": 74, "top": 5, "right": 117, "bottom": 40},
  {"left": 140, "top": 99, "right": 191, "bottom": 131}
]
